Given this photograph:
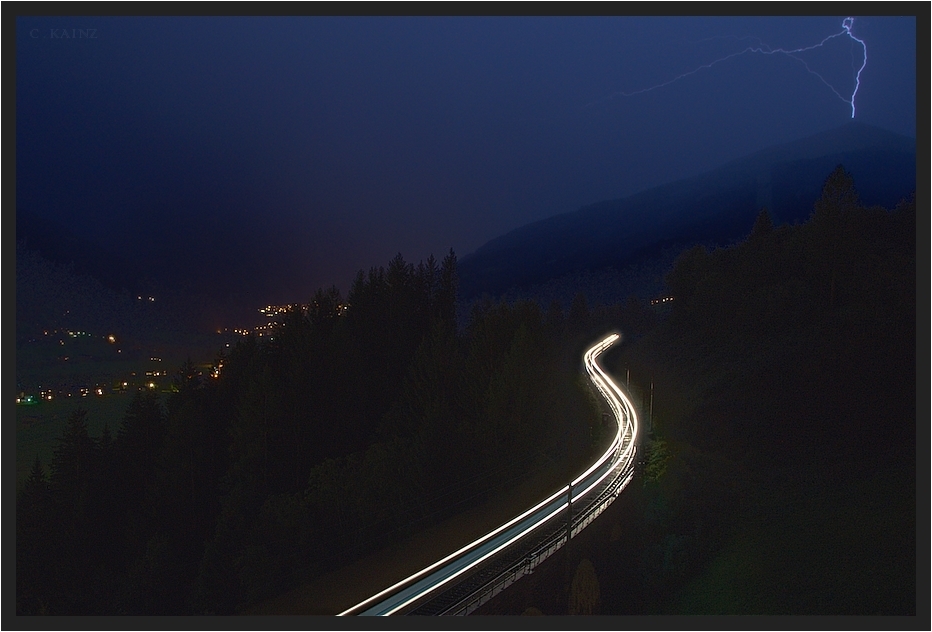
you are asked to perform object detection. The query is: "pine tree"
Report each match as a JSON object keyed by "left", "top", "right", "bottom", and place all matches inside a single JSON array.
[
  {"left": 665, "top": 244, "right": 711, "bottom": 308},
  {"left": 545, "top": 299, "right": 565, "bottom": 336},
  {"left": 749, "top": 207, "right": 774, "bottom": 241},
  {"left": 114, "top": 389, "right": 167, "bottom": 563},
  {"left": 812, "top": 165, "right": 859, "bottom": 227},
  {"left": 437, "top": 248, "right": 458, "bottom": 330},
  {"left": 21, "top": 454, "right": 49, "bottom": 503},
  {"left": 568, "top": 292, "right": 589, "bottom": 331},
  {"left": 811, "top": 165, "right": 859, "bottom": 309},
  {"left": 50, "top": 408, "right": 97, "bottom": 518},
  {"left": 99, "top": 423, "right": 113, "bottom": 453},
  {"left": 46, "top": 408, "right": 102, "bottom": 612},
  {"left": 568, "top": 558, "right": 600, "bottom": 615},
  {"left": 17, "top": 455, "right": 54, "bottom": 615}
]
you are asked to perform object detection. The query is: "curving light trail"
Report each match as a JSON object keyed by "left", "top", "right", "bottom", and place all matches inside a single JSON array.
[
  {"left": 591, "top": 17, "right": 867, "bottom": 118},
  {"left": 339, "top": 332, "right": 637, "bottom": 616}
]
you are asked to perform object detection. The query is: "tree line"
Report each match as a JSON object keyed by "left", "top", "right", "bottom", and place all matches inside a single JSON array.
[
  {"left": 17, "top": 248, "right": 611, "bottom": 615},
  {"left": 590, "top": 164, "right": 915, "bottom": 615}
]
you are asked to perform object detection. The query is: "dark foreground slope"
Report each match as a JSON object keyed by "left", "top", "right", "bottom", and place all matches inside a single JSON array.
[
  {"left": 16, "top": 250, "right": 609, "bottom": 617},
  {"left": 458, "top": 122, "right": 916, "bottom": 305},
  {"left": 475, "top": 168, "right": 917, "bottom": 616}
]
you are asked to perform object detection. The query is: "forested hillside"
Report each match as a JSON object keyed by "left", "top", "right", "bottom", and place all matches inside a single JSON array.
[
  {"left": 16, "top": 249, "right": 605, "bottom": 615},
  {"left": 16, "top": 164, "right": 916, "bottom": 617},
  {"left": 479, "top": 165, "right": 917, "bottom": 615},
  {"left": 457, "top": 123, "right": 915, "bottom": 304}
]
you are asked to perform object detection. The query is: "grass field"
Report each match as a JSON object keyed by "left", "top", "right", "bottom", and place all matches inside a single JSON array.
[
  {"left": 15, "top": 327, "right": 229, "bottom": 494},
  {"left": 15, "top": 390, "right": 169, "bottom": 494}
]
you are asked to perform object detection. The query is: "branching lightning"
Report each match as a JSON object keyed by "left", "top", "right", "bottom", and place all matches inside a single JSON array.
[{"left": 594, "top": 17, "right": 867, "bottom": 118}]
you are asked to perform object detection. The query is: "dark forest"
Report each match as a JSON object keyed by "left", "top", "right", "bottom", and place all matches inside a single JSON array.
[{"left": 15, "top": 166, "right": 916, "bottom": 617}]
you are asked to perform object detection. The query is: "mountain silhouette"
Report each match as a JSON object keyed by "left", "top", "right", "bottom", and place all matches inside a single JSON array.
[{"left": 457, "top": 122, "right": 916, "bottom": 303}]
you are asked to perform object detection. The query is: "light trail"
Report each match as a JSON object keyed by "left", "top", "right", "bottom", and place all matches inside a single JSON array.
[{"left": 339, "top": 332, "right": 637, "bottom": 616}]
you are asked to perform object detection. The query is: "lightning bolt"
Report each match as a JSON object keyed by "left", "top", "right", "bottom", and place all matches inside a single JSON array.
[
  {"left": 842, "top": 17, "right": 867, "bottom": 117},
  {"left": 591, "top": 17, "right": 867, "bottom": 118}
]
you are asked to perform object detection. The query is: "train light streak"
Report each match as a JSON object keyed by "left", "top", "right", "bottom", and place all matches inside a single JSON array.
[{"left": 339, "top": 333, "right": 637, "bottom": 616}]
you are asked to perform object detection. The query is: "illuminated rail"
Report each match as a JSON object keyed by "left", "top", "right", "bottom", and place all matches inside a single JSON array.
[{"left": 338, "top": 333, "right": 638, "bottom": 616}]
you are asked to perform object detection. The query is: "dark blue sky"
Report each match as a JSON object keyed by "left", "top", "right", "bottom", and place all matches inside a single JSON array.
[{"left": 15, "top": 14, "right": 917, "bottom": 320}]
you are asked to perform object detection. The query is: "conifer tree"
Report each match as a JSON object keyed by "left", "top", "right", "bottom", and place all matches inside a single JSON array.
[
  {"left": 437, "top": 248, "right": 458, "bottom": 330},
  {"left": 749, "top": 207, "right": 774, "bottom": 241},
  {"left": 811, "top": 165, "right": 859, "bottom": 309},
  {"left": 50, "top": 408, "right": 97, "bottom": 518},
  {"left": 17, "top": 455, "right": 54, "bottom": 615}
]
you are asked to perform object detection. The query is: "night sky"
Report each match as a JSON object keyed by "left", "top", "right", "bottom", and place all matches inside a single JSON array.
[{"left": 15, "top": 13, "right": 917, "bottom": 324}]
